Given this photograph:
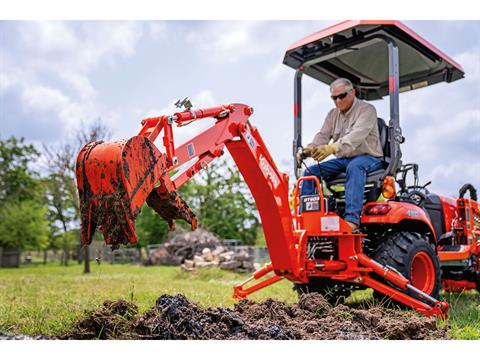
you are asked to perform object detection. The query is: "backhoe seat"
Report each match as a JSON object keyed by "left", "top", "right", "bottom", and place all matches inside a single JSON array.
[{"left": 325, "top": 118, "right": 390, "bottom": 202}]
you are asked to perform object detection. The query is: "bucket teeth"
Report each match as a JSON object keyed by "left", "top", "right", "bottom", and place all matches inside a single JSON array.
[{"left": 146, "top": 185, "right": 198, "bottom": 232}]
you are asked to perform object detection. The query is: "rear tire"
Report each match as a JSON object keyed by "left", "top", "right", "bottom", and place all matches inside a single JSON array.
[
  {"left": 372, "top": 231, "right": 441, "bottom": 305},
  {"left": 293, "top": 278, "right": 352, "bottom": 306}
]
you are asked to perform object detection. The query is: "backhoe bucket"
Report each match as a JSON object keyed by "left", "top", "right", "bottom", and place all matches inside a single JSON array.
[{"left": 76, "top": 136, "right": 196, "bottom": 248}]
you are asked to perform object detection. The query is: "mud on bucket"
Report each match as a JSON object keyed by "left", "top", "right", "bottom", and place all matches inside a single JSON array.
[{"left": 76, "top": 135, "right": 196, "bottom": 249}]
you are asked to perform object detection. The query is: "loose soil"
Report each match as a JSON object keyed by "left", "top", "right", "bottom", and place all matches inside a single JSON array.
[{"left": 61, "top": 293, "right": 449, "bottom": 340}]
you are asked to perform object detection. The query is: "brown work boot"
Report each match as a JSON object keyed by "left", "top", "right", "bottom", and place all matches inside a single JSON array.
[{"left": 346, "top": 221, "right": 359, "bottom": 233}]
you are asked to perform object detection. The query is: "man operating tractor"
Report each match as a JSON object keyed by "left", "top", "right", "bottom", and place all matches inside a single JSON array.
[{"left": 298, "top": 78, "right": 384, "bottom": 231}]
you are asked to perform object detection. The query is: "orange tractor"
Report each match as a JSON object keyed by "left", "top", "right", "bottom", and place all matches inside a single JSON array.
[{"left": 76, "top": 21, "right": 479, "bottom": 319}]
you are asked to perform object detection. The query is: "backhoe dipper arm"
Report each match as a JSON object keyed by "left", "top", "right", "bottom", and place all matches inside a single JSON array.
[{"left": 141, "top": 103, "right": 299, "bottom": 278}]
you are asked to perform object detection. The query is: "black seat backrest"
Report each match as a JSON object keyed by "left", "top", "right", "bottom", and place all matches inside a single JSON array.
[
  {"left": 423, "top": 193, "right": 446, "bottom": 240},
  {"left": 377, "top": 117, "right": 389, "bottom": 169}
]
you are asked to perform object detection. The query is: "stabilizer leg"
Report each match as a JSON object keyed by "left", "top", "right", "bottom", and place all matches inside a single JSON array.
[
  {"left": 357, "top": 254, "right": 448, "bottom": 319},
  {"left": 233, "top": 263, "right": 284, "bottom": 299}
]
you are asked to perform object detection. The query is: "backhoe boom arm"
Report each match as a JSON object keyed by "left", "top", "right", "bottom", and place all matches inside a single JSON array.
[{"left": 76, "top": 103, "right": 299, "bottom": 276}]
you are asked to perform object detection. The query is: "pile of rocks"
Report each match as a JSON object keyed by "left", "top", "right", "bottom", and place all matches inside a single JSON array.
[
  {"left": 146, "top": 228, "right": 222, "bottom": 266},
  {"left": 146, "top": 228, "right": 256, "bottom": 273},
  {"left": 181, "top": 246, "right": 255, "bottom": 273}
]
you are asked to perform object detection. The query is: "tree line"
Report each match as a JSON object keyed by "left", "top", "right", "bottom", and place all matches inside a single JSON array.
[{"left": 0, "top": 124, "right": 261, "bottom": 268}]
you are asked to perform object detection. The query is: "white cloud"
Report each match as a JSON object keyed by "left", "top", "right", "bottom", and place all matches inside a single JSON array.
[
  {"left": 68, "top": 22, "right": 142, "bottom": 71},
  {"left": 21, "top": 85, "right": 70, "bottom": 111},
  {"left": 59, "top": 72, "right": 96, "bottom": 100},
  {"left": 0, "top": 53, "right": 25, "bottom": 94},
  {"left": 2, "top": 21, "right": 144, "bottom": 135},
  {"left": 186, "top": 21, "right": 334, "bottom": 64},
  {"left": 217, "top": 29, "right": 249, "bottom": 50},
  {"left": 193, "top": 89, "right": 216, "bottom": 107},
  {"left": 185, "top": 22, "right": 259, "bottom": 63},
  {"left": 20, "top": 84, "right": 95, "bottom": 129},
  {"left": 266, "top": 62, "right": 287, "bottom": 81},
  {"left": 148, "top": 22, "right": 168, "bottom": 40},
  {"left": 16, "top": 21, "right": 143, "bottom": 74},
  {"left": 19, "top": 22, "right": 77, "bottom": 53},
  {"left": 187, "top": 21, "right": 308, "bottom": 63},
  {"left": 0, "top": 70, "right": 12, "bottom": 94},
  {"left": 429, "top": 161, "right": 480, "bottom": 197}
]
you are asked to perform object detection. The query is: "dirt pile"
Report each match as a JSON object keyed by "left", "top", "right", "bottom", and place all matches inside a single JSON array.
[{"left": 62, "top": 293, "right": 449, "bottom": 340}]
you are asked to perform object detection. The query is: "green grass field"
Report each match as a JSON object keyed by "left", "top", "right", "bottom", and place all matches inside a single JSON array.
[{"left": 0, "top": 263, "right": 478, "bottom": 339}]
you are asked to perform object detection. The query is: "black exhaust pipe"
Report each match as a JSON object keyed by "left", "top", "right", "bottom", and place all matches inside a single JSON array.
[{"left": 458, "top": 183, "right": 477, "bottom": 201}]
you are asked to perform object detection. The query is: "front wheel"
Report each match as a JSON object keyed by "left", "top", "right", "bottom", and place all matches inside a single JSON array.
[{"left": 372, "top": 231, "right": 441, "bottom": 304}]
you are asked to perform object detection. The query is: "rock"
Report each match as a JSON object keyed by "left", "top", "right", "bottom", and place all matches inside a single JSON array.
[
  {"left": 220, "top": 251, "right": 234, "bottom": 262},
  {"left": 193, "top": 255, "right": 204, "bottom": 264},
  {"left": 184, "top": 260, "right": 195, "bottom": 268},
  {"left": 234, "top": 251, "right": 248, "bottom": 261},
  {"left": 156, "top": 254, "right": 183, "bottom": 266},
  {"left": 195, "top": 260, "right": 206, "bottom": 268},
  {"left": 153, "top": 247, "right": 169, "bottom": 257},
  {"left": 180, "top": 264, "right": 195, "bottom": 272},
  {"left": 212, "top": 246, "right": 225, "bottom": 256},
  {"left": 242, "top": 261, "right": 254, "bottom": 270},
  {"left": 196, "top": 262, "right": 217, "bottom": 269},
  {"left": 202, "top": 248, "right": 213, "bottom": 262}
]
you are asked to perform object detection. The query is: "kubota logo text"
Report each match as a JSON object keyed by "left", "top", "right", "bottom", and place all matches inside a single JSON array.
[{"left": 259, "top": 154, "right": 280, "bottom": 189}]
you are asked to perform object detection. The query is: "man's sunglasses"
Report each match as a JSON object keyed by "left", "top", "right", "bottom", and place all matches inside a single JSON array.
[{"left": 331, "top": 91, "right": 350, "bottom": 101}]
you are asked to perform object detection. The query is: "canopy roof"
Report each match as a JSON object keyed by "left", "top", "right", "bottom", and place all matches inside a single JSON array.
[{"left": 283, "top": 20, "right": 464, "bottom": 100}]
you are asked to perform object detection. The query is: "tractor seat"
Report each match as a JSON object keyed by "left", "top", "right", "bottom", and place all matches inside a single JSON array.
[
  {"left": 325, "top": 117, "right": 390, "bottom": 201},
  {"left": 422, "top": 193, "right": 447, "bottom": 241}
]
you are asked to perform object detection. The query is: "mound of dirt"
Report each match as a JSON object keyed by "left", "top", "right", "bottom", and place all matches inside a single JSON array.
[
  {"left": 65, "top": 299, "right": 140, "bottom": 340},
  {"left": 62, "top": 293, "right": 449, "bottom": 340}
]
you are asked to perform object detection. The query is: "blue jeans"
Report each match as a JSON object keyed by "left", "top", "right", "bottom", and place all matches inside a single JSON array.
[{"left": 300, "top": 155, "right": 383, "bottom": 225}]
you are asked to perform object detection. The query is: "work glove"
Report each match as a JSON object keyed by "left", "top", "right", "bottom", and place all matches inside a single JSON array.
[
  {"left": 311, "top": 143, "right": 337, "bottom": 162},
  {"left": 296, "top": 146, "right": 313, "bottom": 165}
]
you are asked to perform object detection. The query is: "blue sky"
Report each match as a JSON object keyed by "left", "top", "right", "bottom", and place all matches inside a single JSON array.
[{"left": 1, "top": 20, "right": 479, "bottom": 198}]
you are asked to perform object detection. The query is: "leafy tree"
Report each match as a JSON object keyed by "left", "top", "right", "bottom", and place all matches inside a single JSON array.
[
  {"left": 0, "top": 200, "right": 49, "bottom": 250},
  {"left": 136, "top": 204, "right": 170, "bottom": 248},
  {"left": 0, "top": 136, "right": 49, "bottom": 251},
  {"left": 0, "top": 136, "right": 42, "bottom": 203},
  {"left": 135, "top": 178, "right": 195, "bottom": 249},
  {"left": 180, "top": 160, "right": 260, "bottom": 245},
  {"left": 43, "top": 173, "right": 78, "bottom": 266},
  {"left": 43, "top": 119, "right": 111, "bottom": 271}
]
